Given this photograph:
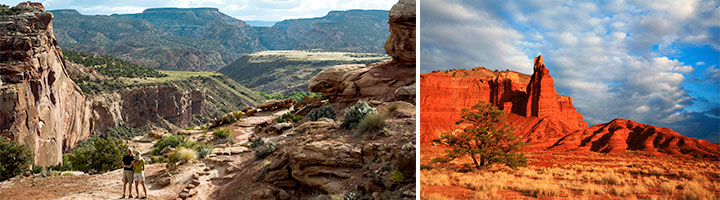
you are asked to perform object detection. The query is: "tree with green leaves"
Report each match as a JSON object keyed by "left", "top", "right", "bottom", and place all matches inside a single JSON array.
[
  {"left": 0, "top": 140, "right": 34, "bottom": 181},
  {"left": 432, "top": 101, "right": 527, "bottom": 169}
]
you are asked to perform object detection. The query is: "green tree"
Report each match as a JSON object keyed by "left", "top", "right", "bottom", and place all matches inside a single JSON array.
[
  {"left": 67, "top": 136, "right": 128, "bottom": 173},
  {"left": 0, "top": 140, "right": 34, "bottom": 181},
  {"left": 432, "top": 101, "right": 527, "bottom": 169}
]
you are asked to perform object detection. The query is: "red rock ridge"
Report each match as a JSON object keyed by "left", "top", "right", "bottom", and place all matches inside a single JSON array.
[
  {"left": 421, "top": 55, "right": 587, "bottom": 147},
  {"left": 421, "top": 55, "right": 719, "bottom": 157}
]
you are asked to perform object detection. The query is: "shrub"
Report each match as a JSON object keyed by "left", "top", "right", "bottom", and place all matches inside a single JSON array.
[
  {"left": 151, "top": 134, "right": 197, "bottom": 155},
  {"left": 213, "top": 127, "right": 231, "bottom": 139},
  {"left": 432, "top": 101, "right": 527, "bottom": 169},
  {"left": 67, "top": 136, "right": 127, "bottom": 173},
  {"left": 170, "top": 147, "right": 197, "bottom": 162},
  {"left": 307, "top": 105, "right": 337, "bottom": 121},
  {"left": 390, "top": 170, "right": 407, "bottom": 184},
  {"left": 254, "top": 142, "right": 276, "bottom": 159},
  {"left": 388, "top": 103, "right": 398, "bottom": 112},
  {"left": 103, "top": 126, "right": 142, "bottom": 140},
  {"left": 341, "top": 101, "right": 376, "bottom": 129},
  {"left": 196, "top": 145, "right": 213, "bottom": 159},
  {"left": 0, "top": 140, "right": 34, "bottom": 181},
  {"left": 232, "top": 111, "right": 244, "bottom": 120},
  {"left": 356, "top": 112, "right": 386, "bottom": 133},
  {"left": 275, "top": 113, "right": 304, "bottom": 123},
  {"left": 250, "top": 138, "right": 265, "bottom": 149}
]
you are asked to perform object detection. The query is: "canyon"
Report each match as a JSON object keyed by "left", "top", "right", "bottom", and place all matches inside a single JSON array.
[
  {"left": 0, "top": 2, "right": 264, "bottom": 166},
  {"left": 421, "top": 55, "right": 719, "bottom": 157}
]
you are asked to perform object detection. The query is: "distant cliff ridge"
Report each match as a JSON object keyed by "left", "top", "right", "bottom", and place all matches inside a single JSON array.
[{"left": 50, "top": 8, "right": 390, "bottom": 71}]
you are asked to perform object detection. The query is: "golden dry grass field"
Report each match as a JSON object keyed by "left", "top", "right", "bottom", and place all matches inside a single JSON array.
[{"left": 420, "top": 146, "right": 720, "bottom": 200}]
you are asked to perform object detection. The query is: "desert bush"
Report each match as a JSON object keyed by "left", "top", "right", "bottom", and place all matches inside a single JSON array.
[
  {"left": 432, "top": 101, "right": 527, "bottom": 169},
  {"left": 341, "top": 101, "right": 376, "bottom": 129},
  {"left": 254, "top": 142, "right": 276, "bottom": 159},
  {"left": 275, "top": 113, "right": 304, "bottom": 123},
  {"left": 196, "top": 145, "right": 213, "bottom": 159},
  {"left": 307, "top": 105, "right": 337, "bottom": 121},
  {"left": 356, "top": 112, "right": 386, "bottom": 133},
  {"left": 67, "top": 136, "right": 127, "bottom": 173},
  {"left": 250, "top": 138, "right": 265, "bottom": 149},
  {"left": 388, "top": 103, "right": 398, "bottom": 112},
  {"left": 103, "top": 126, "right": 142, "bottom": 140},
  {"left": 390, "top": 169, "right": 407, "bottom": 184},
  {"left": 660, "top": 182, "right": 676, "bottom": 196},
  {"left": 169, "top": 147, "right": 197, "bottom": 162},
  {"left": 213, "top": 127, "right": 231, "bottom": 139},
  {"left": 151, "top": 134, "right": 197, "bottom": 155},
  {"left": 682, "top": 181, "right": 712, "bottom": 200},
  {"left": 598, "top": 170, "right": 622, "bottom": 185},
  {"left": 0, "top": 140, "right": 34, "bottom": 181}
]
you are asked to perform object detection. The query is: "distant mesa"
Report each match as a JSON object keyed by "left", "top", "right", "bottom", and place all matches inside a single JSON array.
[{"left": 421, "top": 55, "right": 720, "bottom": 158}]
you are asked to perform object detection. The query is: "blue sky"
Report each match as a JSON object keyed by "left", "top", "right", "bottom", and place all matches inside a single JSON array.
[
  {"left": 3, "top": 0, "right": 395, "bottom": 21},
  {"left": 421, "top": 0, "right": 720, "bottom": 142}
]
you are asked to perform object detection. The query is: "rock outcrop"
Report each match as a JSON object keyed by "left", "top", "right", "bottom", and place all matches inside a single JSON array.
[
  {"left": 421, "top": 55, "right": 719, "bottom": 157},
  {"left": 421, "top": 55, "right": 586, "bottom": 145},
  {"left": 0, "top": 2, "right": 92, "bottom": 166},
  {"left": 309, "top": 0, "right": 415, "bottom": 104},
  {"left": 550, "top": 119, "right": 720, "bottom": 157}
]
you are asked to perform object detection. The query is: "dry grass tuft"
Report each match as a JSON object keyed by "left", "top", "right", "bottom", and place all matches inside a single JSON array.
[{"left": 682, "top": 181, "right": 712, "bottom": 200}]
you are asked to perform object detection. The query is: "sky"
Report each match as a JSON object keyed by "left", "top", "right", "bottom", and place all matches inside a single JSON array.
[
  {"left": 421, "top": 0, "right": 720, "bottom": 142},
  {"left": 3, "top": 0, "right": 396, "bottom": 21}
]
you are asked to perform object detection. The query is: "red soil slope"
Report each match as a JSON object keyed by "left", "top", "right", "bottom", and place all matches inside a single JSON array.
[{"left": 421, "top": 55, "right": 720, "bottom": 157}]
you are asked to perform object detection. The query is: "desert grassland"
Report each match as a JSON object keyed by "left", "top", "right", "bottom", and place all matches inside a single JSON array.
[
  {"left": 420, "top": 150, "right": 720, "bottom": 200},
  {"left": 121, "top": 70, "right": 222, "bottom": 84},
  {"left": 246, "top": 50, "right": 391, "bottom": 62}
]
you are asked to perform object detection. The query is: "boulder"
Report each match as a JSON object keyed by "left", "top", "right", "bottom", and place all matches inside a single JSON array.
[
  {"left": 386, "top": 0, "right": 416, "bottom": 65},
  {"left": 257, "top": 99, "right": 295, "bottom": 111}
]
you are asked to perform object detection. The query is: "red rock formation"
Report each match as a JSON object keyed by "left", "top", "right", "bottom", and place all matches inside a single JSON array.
[
  {"left": 421, "top": 55, "right": 718, "bottom": 157},
  {"left": 550, "top": 119, "right": 720, "bottom": 157},
  {"left": 421, "top": 55, "right": 586, "bottom": 146}
]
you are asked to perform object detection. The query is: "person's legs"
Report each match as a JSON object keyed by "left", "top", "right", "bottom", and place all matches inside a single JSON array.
[
  {"left": 140, "top": 180, "right": 147, "bottom": 198},
  {"left": 135, "top": 180, "right": 139, "bottom": 197}
]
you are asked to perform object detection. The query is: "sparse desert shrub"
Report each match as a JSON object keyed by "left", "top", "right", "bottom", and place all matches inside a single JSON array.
[
  {"left": 67, "top": 136, "right": 127, "bottom": 173},
  {"left": 660, "top": 182, "right": 676, "bottom": 196},
  {"left": 598, "top": 170, "right": 622, "bottom": 185},
  {"left": 275, "top": 113, "right": 304, "bottom": 123},
  {"left": 0, "top": 140, "right": 34, "bottom": 181},
  {"left": 250, "top": 138, "right": 265, "bottom": 149},
  {"left": 170, "top": 147, "right": 197, "bottom": 162},
  {"left": 388, "top": 103, "right": 398, "bottom": 112},
  {"left": 682, "top": 181, "right": 712, "bottom": 200},
  {"left": 151, "top": 134, "right": 197, "bottom": 155},
  {"left": 432, "top": 101, "right": 527, "bottom": 169},
  {"left": 307, "top": 105, "right": 336, "bottom": 121},
  {"left": 254, "top": 142, "right": 276, "bottom": 159},
  {"left": 355, "top": 112, "right": 386, "bottom": 133},
  {"left": 232, "top": 111, "right": 244, "bottom": 120},
  {"left": 196, "top": 145, "right": 213, "bottom": 159},
  {"left": 213, "top": 127, "right": 231, "bottom": 139},
  {"left": 341, "top": 101, "right": 376, "bottom": 129},
  {"left": 103, "top": 126, "right": 142, "bottom": 139},
  {"left": 390, "top": 170, "right": 407, "bottom": 184}
]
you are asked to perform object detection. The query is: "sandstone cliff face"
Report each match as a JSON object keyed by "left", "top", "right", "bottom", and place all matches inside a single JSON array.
[
  {"left": 421, "top": 55, "right": 719, "bottom": 157},
  {"left": 0, "top": 2, "right": 92, "bottom": 166},
  {"left": 309, "top": 0, "right": 415, "bottom": 104},
  {"left": 420, "top": 55, "right": 586, "bottom": 145},
  {"left": 0, "top": 3, "right": 208, "bottom": 166}
]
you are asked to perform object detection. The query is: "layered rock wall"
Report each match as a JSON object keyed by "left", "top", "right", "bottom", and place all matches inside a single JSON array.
[{"left": 0, "top": 2, "right": 92, "bottom": 166}]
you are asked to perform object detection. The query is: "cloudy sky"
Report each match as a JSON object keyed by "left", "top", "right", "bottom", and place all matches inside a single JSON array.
[
  {"left": 421, "top": 0, "right": 720, "bottom": 142},
  {"left": 4, "top": 0, "right": 395, "bottom": 21}
]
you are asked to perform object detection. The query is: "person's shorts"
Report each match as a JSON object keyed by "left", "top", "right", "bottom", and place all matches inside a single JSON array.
[
  {"left": 134, "top": 173, "right": 145, "bottom": 182},
  {"left": 122, "top": 170, "right": 134, "bottom": 183}
]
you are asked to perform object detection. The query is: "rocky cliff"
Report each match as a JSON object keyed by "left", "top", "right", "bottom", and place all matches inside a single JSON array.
[
  {"left": 0, "top": 3, "right": 229, "bottom": 166},
  {"left": 421, "top": 55, "right": 586, "bottom": 145},
  {"left": 308, "top": 0, "right": 415, "bottom": 104},
  {"left": 421, "top": 55, "right": 718, "bottom": 157},
  {"left": 0, "top": 2, "right": 92, "bottom": 166}
]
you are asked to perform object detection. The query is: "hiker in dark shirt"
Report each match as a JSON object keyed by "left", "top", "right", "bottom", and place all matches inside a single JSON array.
[{"left": 122, "top": 148, "right": 135, "bottom": 199}]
